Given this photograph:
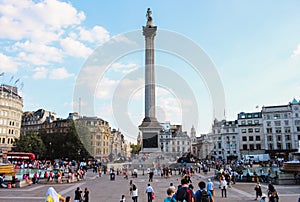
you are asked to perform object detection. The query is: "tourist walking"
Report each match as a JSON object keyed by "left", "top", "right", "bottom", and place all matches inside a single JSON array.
[
  {"left": 267, "top": 180, "right": 276, "bottom": 197},
  {"left": 269, "top": 190, "right": 279, "bottom": 202},
  {"left": 74, "top": 187, "right": 83, "bottom": 202},
  {"left": 66, "top": 196, "right": 71, "bottom": 202},
  {"left": 254, "top": 182, "right": 262, "bottom": 200},
  {"left": 207, "top": 179, "right": 214, "bottom": 197},
  {"left": 148, "top": 170, "right": 154, "bottom": 182},
  {"left": 194, "top": 181, "right": 214, "bottom": 202},
  {"left": 220, "top": 177, "right": 227, "bottom": 198},
  {"left": 129, "top": 180, "right": 134, "bottom": 196},
  {"left": 145, "top": 183, "right": 154, "bottom": 202},
  {"left": 120, "top": 194, "right": 126, "bottom": 202},
  {"left": 132, "top": 184, "right": 138, "bottom": 202},
  {"left": 45, "top": 187, "right": 66, "bottom": 202},
  {"left": 164, "top": 188, "right": 176, "bottom": 202},
  {"left": 83, "top": 187, "right": 89, "bottom": 202},
  {"left": 174, "top": 178, "right": 194, "bottom": 202}
]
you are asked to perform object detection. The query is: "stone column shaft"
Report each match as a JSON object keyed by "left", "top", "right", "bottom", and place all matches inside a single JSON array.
[{"left": 143, "top": 26, "right": 157, "bottom": 119}]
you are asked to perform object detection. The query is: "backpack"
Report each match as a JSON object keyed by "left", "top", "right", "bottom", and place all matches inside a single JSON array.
[
  {"left": 196, "top": 190, "right": 210, "bottom": 202},
  {"left": 176, "top": 187, "right": 189, "bottom": 202}
]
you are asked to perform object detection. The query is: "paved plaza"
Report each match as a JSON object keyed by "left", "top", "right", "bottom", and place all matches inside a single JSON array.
[{"left": 0, "top": 169, "right": 299, "bottom": 202}]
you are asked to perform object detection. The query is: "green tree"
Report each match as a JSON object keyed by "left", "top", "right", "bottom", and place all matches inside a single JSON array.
[
  {"left": 13, "top": 132, "right": 46, "bottom": 158},
  {"left": 40, "top": 121, "right": 91, "bottom": 160},
  {"left": 130, "top": 144, "right": 141, "bottom": 154}
]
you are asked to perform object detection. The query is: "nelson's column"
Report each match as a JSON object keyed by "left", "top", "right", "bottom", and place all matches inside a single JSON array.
[{"left": 139, "top": 8, "right": 162, "bottom": 153}]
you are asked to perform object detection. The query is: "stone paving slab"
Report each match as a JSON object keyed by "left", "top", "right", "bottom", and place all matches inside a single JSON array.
[{"left": 0, "top": 169, "right": 299, "bottom": 202}]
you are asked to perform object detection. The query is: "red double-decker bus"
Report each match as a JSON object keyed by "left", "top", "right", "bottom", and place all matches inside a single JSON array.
[{"left": 4, "top": 152, "right": 36, "bottom": 161}]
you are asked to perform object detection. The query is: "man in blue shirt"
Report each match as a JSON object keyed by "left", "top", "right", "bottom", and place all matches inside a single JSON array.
[{"left": 194, "top": 181, "right": 214, "bottom": 202}]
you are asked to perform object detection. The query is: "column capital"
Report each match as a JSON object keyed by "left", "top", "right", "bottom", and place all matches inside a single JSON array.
[{"left": 143, "top": 26, "right": 157, "bottom": 37}]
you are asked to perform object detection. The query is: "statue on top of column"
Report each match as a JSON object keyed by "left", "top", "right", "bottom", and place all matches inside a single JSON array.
[{"left": 146, "top": 8, "right": 153, "bottom": 27}]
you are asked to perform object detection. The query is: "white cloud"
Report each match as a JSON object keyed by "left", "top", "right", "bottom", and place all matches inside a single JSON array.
[
  {"left": 110, "top": 62, "right": 138, "bottom": 74},
  {"left": 0, "top": 0, "right": 85, "bottom": 42},
  {"left": 32, "top": 67, "right": 48, "bottom": 79},
  {"left": 291, "top": 44, "right": 300, "bottom": 58},
  {"left": 60, "top": 37, "right": 93, "bottom": 58},
  {"left": 14, "top": 41, "right": 62, "bottom": 65},
  {"left": 49, "top": 67, "right": 74, "bottom": 79},
  {"left": 0, "top": 53, "right": 18, "bottom": 73},
  {"left": 79, "top": 26, "right": 110, "bottom": 44},
  {"left": 95, "top": 77, "right": 118, "bottom": 99},
  {"left": 33, "top": 67, "right": 74, "bottom": 80}
]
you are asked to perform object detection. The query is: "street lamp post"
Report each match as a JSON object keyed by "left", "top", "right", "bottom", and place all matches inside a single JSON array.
[{"left": 49, "top": 142, "right": 52, "bottom": 160}]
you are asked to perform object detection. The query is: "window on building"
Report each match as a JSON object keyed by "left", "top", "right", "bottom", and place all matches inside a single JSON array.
[
  {"left": 243, "top": 144, "right": 248, "bottom": 150},
  {"left": 284, "top": 120, "right": 289, "bottom": 126},
  {"left": 287, "top": 143, "right": 291, "bottom": 149},
  {"left": 286, "top": 135, "right": 291, "bottom": 140},
  {"left": 267, "top": 128, "right": 272, "bottom": 133},
  {"left": 284, "top": 127, "right": 291, "bottom": 133},
  {"left": 247, "top": 120, "right": 253, "bottom": 124},
  {"left": 267, "top": 121, "right": 271, "bottom": 126},
  {"left": 284, "top": 113, "right": 288, "bottom": 118},
  {"left": 295, "top": 120, "right": 300, "bottom": 125},
  {"left": 269, "top": 144, "right": 273, "bottom": 150},
  {"left": 249, "top": 144, "right": 254, "bottom": 150},
  {"left": 274, "top": 121, "right": 281, "bottom": 126},
  {"left": 274, "top": 114, "right": 281, "bottom": 119},
  {"left": 267, "top": 136, "right": 272, "bottom": 141},
  {"left": 256, "top": 144, "right": 261, "bottom": 150},
  {"left": 2, "top": 138, "right": 5, "bottom": 144},
  {"left": 218, "top": 143, "right": 221, "bottom": 148},
  {"left": 247, "top": 114, "right": 252, "bottom": 118},
  {"left": 254, "top": 120, "right": 259, "bottom": 124},
  {"left": 297, "top": 127, "right": 300, "bottom": 132},
  {"left": 277, "top": 143, "right": 282, "bottom": 149},
  {"left": 255, "top": 128, "right": 260, "bottom": 133},
  {"left": 241, "top": 120, "right": 246, "bottom": 125},
  {"left": 242, "top": 129, "right": 246, "bottom": 133},
  {"left": 267, "top": 115, "right": 271, "bottom": 120},
  {"left": 275, "top": 127, "right": 281, "bottom": 133},
  {"left": 249, "top": 136, "right": 254, "bottom": 141},
  {"left": 256, "top": 136, "right": 261, "bottom": 141},
  {"left": 248, "top": 128, "right": 253, "bottom": 133},
  {"left": 242, "top": 136, "right": 247, "bottom": 141},
  {"left": 296, "top": 113, "right": 299, "bottom": 118},
  {"left": 277, "top": 135, "right": 281, "bottom": 141}
]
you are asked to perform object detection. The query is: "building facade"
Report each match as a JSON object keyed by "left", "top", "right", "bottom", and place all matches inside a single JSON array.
[
  {"left": 21, "top": 110, "right": 131, "bottom": 161},
  {"left": 237, "top": 112, "right": 264, "bottom": 159},
  {"left": 211, "top": 119, "right": 239, "bottom": 161},
  {"left": 0, "top": 85, "right": 23, "bottom": 152},
  {"left": 261, "top": 99, "right": 300, "bottom": 159},
  {"left": 77, "top": 116, "right": 111, "bottom": 161},
  {"left": 160, "top": 122, "right": 192, "bottom": 158}
]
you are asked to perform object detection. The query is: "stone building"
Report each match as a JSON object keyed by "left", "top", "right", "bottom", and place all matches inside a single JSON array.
[
  {"left": 237, "top": 112, "right": 264, "bottom": 159},
  {"left": 0, "top": 85, "right": 23, "bottom": 152},
  {"left": 110, "top": 128, "right": 124, "bottom": 160},
  {"left": 261, "top": 99, "right": 300, "bottom": 159},
  {"left": 160, "top": 122, "right": 192, "bottom": 158},
  {"left": 77, "top": 116, "right": 111, "bottom": 161},
  {"left": 211, "top": 119, "right": 239, "bottom": 161},
  {"left": 21, "top": 109, "right": 57, "bottom": 135}
]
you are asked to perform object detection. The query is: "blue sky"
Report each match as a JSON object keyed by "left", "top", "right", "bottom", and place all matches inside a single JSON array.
[{"left": 1, "top": 0, "right": 300, "bottom": 142}]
